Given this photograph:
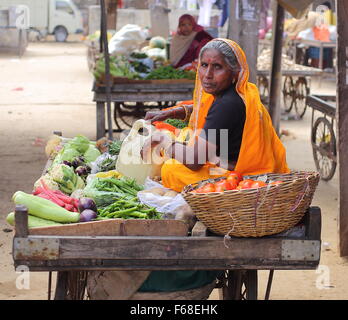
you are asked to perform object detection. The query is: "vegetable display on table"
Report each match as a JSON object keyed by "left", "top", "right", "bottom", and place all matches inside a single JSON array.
[{"left": 7, "top": 133, "right": 193, "bottom": 230}]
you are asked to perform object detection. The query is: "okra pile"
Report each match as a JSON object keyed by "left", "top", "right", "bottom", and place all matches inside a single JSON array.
[{"left": 97, "top": 197, "right": 162, "bottom": 219}]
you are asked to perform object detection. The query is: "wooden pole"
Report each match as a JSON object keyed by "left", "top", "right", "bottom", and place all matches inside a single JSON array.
[
  {"left": 227, "top": 0, "right": 261, "bottom": 84},
  {"left": 267, "top": 1, "right": 285, "bottom": 135},
  {"left": 336, "top": 0, "right": 348, "bottom": 257},
  {"left": 105, "top": 0, "right": 118, "bottom": 30},
  {"left": 100, "top": 0, "right": 113, "bottom": 140}
]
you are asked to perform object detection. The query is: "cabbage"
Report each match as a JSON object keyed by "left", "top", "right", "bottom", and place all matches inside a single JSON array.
[
  {"left": 66, "top": 135, "right": 91, "bottom": 153},
  {"left": 147, "top": 48, "right": 166, "bottom": 62},
  {"left": 84, "top": 145, "right": 101, "bottom": 164},
  {"left": 149, "top": 36, "right": 166, "bottom": 49},
  {"left": 60, "top": 148, "right": 80, "bottom": 162}
]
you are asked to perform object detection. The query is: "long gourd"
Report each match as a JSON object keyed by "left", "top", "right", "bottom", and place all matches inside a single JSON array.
[
  {"left": 12, "top": 191, "right": 80, "bottom": 223},
  {"left": 6, "top": 212, "right": 63, "bottom": 228}
]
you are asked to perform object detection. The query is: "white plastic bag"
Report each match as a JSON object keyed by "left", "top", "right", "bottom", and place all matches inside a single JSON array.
[
  {"left": 108, "top": 24, "right": 148, "bottom": 56},
  {"left": 137, "top": 178, "right": 195, "bottom": 228}
]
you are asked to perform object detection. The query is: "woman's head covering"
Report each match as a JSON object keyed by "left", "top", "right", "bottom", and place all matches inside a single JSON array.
[
  {"left": 189, "top": 38, "right": 289, "bottom": 175},
  {"left": 177, "top": 14, "right": 204, "bottom": 35}
]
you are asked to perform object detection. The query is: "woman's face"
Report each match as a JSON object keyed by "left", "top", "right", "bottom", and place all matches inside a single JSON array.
[
  {"left": 198, "top": 48, "right": 235, "bottom": 96},
  {"left": 179, "top": 18, "right": 194, "bottom": 36}
]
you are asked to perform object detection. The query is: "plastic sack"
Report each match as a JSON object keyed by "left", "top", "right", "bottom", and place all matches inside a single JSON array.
[
  {"left": 137, "top": 178, "right": 196, "bottom": 228},
  {"left": 90, "top": 152, "right": 117, "bottom": 174},
  {"left": 108, "top": 24, "right": 149, "bottom": 56}
]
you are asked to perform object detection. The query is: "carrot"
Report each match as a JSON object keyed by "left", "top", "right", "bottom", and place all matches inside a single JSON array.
[
  {"left": 73, "top": 199, "right": 80, "bottom": 209},
  {"left": 36, "top": 193, "right": 51, "bottom": 200},
  {"left": 33, "top": 186, "right": 45, "bottom": 195},
  {"left": 64, "top": 203, "right": 74, "bottom": 211},
  {"left": 40, "top": 179, "right": 65, "bottom": 207},
  {"left": 153, "top": 121, "right": 177, "bottom": 134},
  {"left": 55, "top": 193, "right": 74, "bottom": 204}
]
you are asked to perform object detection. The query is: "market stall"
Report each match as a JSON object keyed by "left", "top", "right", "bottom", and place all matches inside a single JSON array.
[
  {"left": 93, "top": 79, "right": 194, "bottom": 139},
  {"left": 8, "top": 129, "right": 322, "bottom": 300}
]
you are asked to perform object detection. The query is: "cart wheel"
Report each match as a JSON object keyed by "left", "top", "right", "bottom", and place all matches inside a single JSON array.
[
  {"left": 257, "top": 76, "right": 269, "bottom": 105},
  {"left": 113, "top": 102, "right": 150, "bottom": 130},
  {"left": 222, "top": 270, "right": 258, "bottom": 300},
  {"left": 282, "top": 76, "right": 295, "bottom": 112},
  {"left": 312, "top": 117, "right": 337, "bottom": 181},
  {"left": 294, "top": 77, "right": 309, "bottom": 118}
]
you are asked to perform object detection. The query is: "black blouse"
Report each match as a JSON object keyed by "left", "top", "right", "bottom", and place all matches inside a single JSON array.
[{"left": 201, "top": 85, "right": 246, "bottom": 163}]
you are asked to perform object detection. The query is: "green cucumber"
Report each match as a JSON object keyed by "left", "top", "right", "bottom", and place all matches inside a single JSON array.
[
  {"left": 12, "top": 191, "right": 80, "bottom": 223},
  {"left": 6, "top": 212, "right": 63, "bottom": 228}
]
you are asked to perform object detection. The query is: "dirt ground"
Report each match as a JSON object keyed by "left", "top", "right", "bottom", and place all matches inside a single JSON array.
[{"left": 0, "top": 41, "right": 347, "bottom": 300}]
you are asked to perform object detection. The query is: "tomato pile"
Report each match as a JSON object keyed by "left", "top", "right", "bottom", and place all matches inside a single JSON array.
[{"left": 191, "top": 171, "right": 283, "bottom": 193}]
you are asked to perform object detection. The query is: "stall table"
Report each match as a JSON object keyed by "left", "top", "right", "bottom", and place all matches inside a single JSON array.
[
  {"left": 292, "top": 39, "right": 336, "bottom": 71},
  {"left": 92, "top": 79, "right": 195, "bottom": 139},
  {"left": 12, "top": 204, "right": 321, "bottom": 300},
  {"left": 257, "top": 68, "right": 323, "bottom": 118}
]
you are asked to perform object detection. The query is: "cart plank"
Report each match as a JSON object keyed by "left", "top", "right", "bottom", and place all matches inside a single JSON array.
[{"left": 28, "top": 219, "right": 188, "bottom": 237}]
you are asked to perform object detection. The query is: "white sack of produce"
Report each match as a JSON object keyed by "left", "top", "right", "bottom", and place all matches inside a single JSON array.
[
  {"left": 115, "top": 120, "right": 166, "bottom": 185},
  {"left": 137, "top": 178, "right": 196, "bottom": 229},
  {"left": 108, "top": 24, "right": 149, "bottom": 56}
]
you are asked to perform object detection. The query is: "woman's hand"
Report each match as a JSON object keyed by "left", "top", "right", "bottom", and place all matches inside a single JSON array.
[
  {"left": 144, "top": 110, "right": 173, "bottom": 123},
  {"left": 140, "top": 131, "right": 172, "bottom": 161}
]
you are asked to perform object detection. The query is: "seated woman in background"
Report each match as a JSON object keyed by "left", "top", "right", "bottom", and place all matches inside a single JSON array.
[{"left": 170, "top": 14, "right": 213, "bottom": 69}]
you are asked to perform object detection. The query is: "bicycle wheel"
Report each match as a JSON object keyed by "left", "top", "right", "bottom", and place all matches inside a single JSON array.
[
  {"left": 294, "top": 77, "right": 309, "bottom": 118},
  {"left": 282, "top": 76, "right": 295, "bottom": 112},
  {"left": 312, "top": 117, "right": 337, "bottom": 181},
  {"left": 257, "top": 76, "right": 269, "bottom": 106}
]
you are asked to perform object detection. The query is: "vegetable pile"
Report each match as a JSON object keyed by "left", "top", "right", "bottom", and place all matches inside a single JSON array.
[
  {"left": 145, "top": 65, "right": 196, "bottom": 80},
  {"left": 7, "top": 134, "right": 166, "bottom": 229},
  {"left": 97, "top": 197, "right": 161, "bottom": 220}
]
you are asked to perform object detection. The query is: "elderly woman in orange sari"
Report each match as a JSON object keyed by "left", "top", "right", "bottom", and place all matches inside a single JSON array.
[{"left": 143, "top": 38, "right": 289, "bottom": 193}]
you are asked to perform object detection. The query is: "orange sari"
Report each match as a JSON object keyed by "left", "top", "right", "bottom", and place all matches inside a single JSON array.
[{"left": 161, "top": 39, "right": 289, "bottom": 192}]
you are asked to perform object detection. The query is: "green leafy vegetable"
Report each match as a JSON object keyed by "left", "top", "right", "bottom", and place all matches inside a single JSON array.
[
  {"left": 145, "top": 65, "right": 196, "bottom": 80},
  {"left": 108, "top": 140, "right": 122, "bottom": 156},
  {"left": 164, "top": 118, "right": 188, "bottom": 129}
]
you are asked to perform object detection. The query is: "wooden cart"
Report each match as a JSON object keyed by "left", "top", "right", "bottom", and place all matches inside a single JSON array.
[
  {"left": 92, "top": 79, "right": 195, "bottom": 140},
  {"left": 257, "top": 69, "right": 323, "bottom": 119},
  {"left": 306, "top": 94, "right": 337, "bottom": 181},
  {"left": 12, "top": 204, "right": 321, "bottom": 300}
]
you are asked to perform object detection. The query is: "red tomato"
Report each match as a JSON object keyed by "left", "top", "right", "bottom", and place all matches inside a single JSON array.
[
  {"left": 215, "top": 185, "right": 226, "bottom": 192},
  {"left": 226, "top": 176, "right": 239, "bottom": 189},
  {"left": 227, "top": 171, "right": 243, "bottom": 183},
  {"left": 214, "top": 180, "right": 229, "bottom": 191},
  {"left": 250, "top": 181, "right": 267, "bottom": 189},
  {"left": 237, "top": 179, "right": 254, "bottom": 189},
  {"left": 192, "top": 187, "right": 202, "bottom": 193},
  {"left": 270, "top": 180, "right": 283, "bottom": 185},
  {"left": 201, "top": 183, "right": 216, "bottom": 193}
]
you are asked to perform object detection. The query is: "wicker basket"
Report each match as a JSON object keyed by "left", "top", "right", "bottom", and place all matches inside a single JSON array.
[{"left": 182, "top": 171, "right": 320, "bottom": 237}]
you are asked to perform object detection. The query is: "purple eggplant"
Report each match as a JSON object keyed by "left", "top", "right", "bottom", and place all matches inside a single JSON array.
[{"left": 79, "top": 209, "right": 97, "bottom": 222}]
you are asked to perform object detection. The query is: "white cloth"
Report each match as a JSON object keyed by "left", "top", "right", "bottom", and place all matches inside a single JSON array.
[
  {"left": 170, "top": 31, "right": 197, "bottom": 66},
  {"left": 197, "top": 0, "right": 215, "bottom": 27}
]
